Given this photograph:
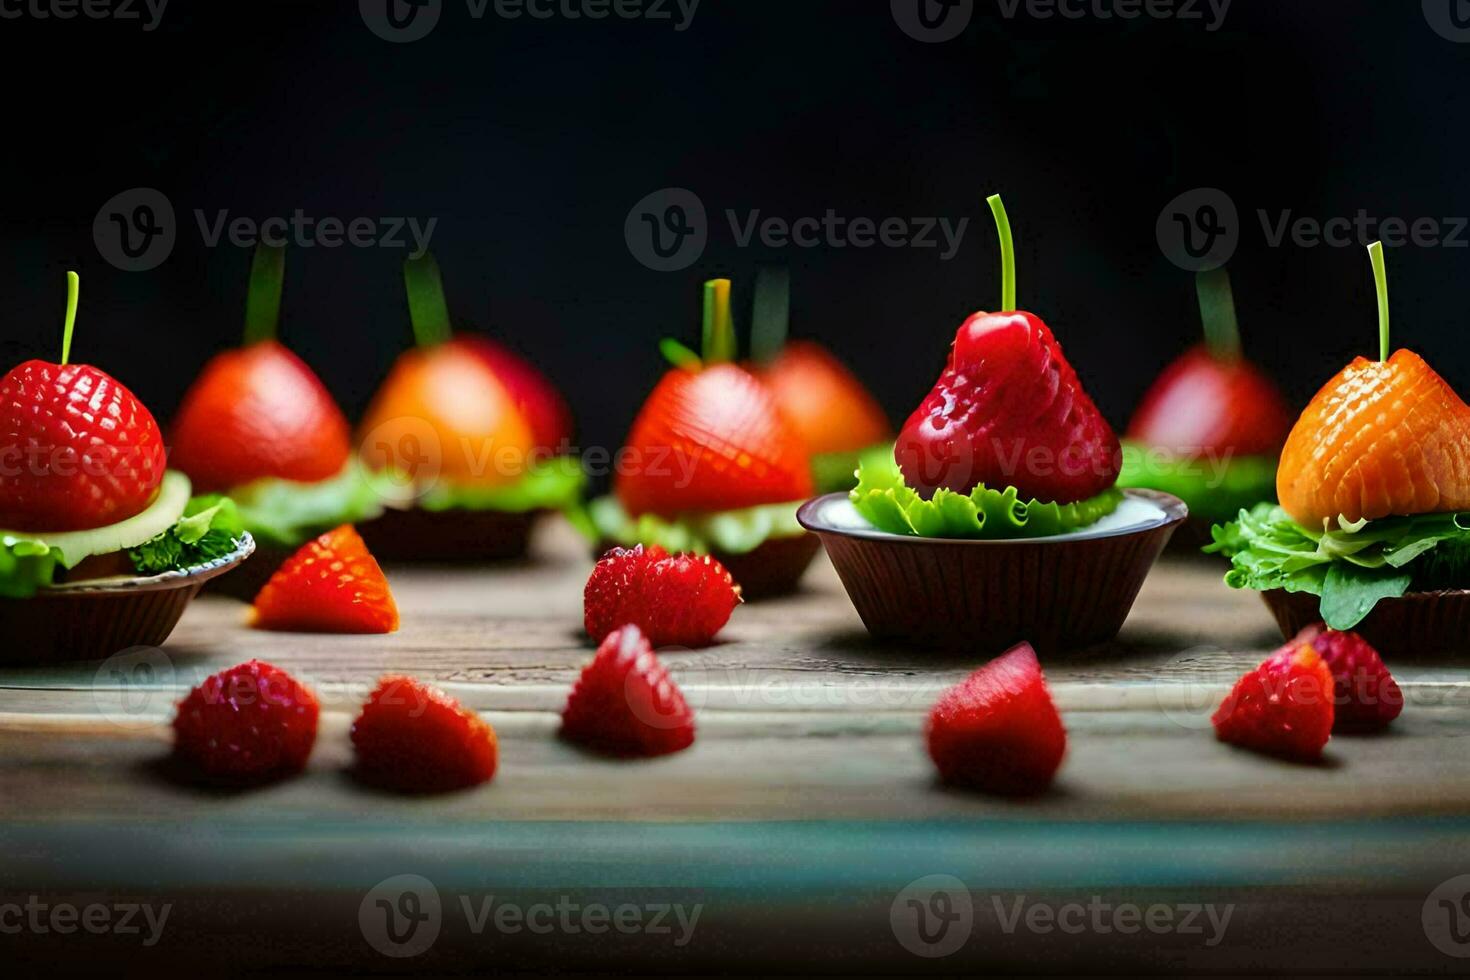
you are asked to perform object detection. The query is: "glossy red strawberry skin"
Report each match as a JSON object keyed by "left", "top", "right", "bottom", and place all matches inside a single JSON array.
[
  {"left": 170, "top": 340, "right": 351, "bottom": 493},
  {"left": 584, "top": 544, "right": 741, "bottom": 647},
  {"left": 926, "top": 642, "right": 1067, "bottom": 795},
  {"left": 253, "top": 524, "right": 399, "bottom": 634},
  {"left": 454, "top": 336, "right": 573, "bottom": 453},
  {"left": 1212, "top": 644, "right": 1334, "bottom": 761},
  {"left": 1288, "top": 625, "right": 1403, "bottom": 732},
  {"left": 615, "top": 364, "right": 813, "bottom": 518},
  {"left": 561, "top": 624, "right": 695, "bottom": 757},
  {"left": 0, "top": 360, "right": 167, "bottom": 532},
  {"left": 896, "top": 312, "right": 1120, "bottom": 504},
  {"left": 172, "top": 660, "right": 320, "bottom": 780},
  {"left": 352, "top": 675, "right": 499, "bottom": 793},
  {"left": 1127, "top": 346, "right": 1293, "bottom": 458}
]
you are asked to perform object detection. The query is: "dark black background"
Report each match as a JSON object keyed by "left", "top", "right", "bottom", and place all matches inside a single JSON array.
[{"left": 2, "top": 0, "right": 1467, "bottom": 470}]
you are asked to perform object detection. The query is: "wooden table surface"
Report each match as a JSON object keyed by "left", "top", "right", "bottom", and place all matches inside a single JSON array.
[{"left": 4, "top": 519, "right": 1470, "bottom": 973}]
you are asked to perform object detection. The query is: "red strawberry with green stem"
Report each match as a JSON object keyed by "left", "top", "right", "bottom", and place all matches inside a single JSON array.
[
  {"left": 615, "top": 279, "right": 813, "bottom": 517},
  {"left": 895, "top": 195, "right": 1120, "bottom": 504},
  {"left": 169, "top": 244, "right": 353, "bottom": 493},
  {"left": 0, "top": 272, "right": 167, "bottom": 532}
]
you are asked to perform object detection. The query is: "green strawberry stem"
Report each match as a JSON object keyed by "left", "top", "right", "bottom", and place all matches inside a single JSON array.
[
  {"left": 403, "top": 252, "right": 453, "bottom": 349},
  {"left": 1368, "top": 240, "right": 1390, "bottom": 362},
  {"left": 242, "top": 243, "right": 286, "bottom": 346},
  {"left": 659, "top": 338, "right": 702, "bottom": 370},
  {"left": 987, "top": 193, "right": 1016, "bottom": 312},
  {"left": 1196, "top": 266, "right": 1241, "bottom": 362},
  {"left": 59, "top": 271, "right": 79, "bottom": 366},
  {"left": 702, "top": 278, "right": 736, "bottom": 364},
  {"left": 749, "top": 265, "right": 791, "bottom": 365}
]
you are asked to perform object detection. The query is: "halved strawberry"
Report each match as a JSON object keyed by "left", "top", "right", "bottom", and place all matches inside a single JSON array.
[
  {"left": 584, "top": 544, "right": 741, "bottom": 647},
  {"left": 171, "top": 340, "right": 351, "bottom": 493},
  {"left": 926, "top": 642, "right": 1067, "bottom": 795},
  {"left": 561, "top": 624, "right": 695, "bottom": 757},
  {"left": 172, "top": 660, "right": 319, "bottom": 780},
  {"left": 352, "top": 675, "right": 498, "bottom": 793},
  {"left": 1212, "top": 644, "right": 1334, "bottom": 761},
  {"left": 252, "top": 524, "right": 399, "bottom": 633},
  {"left": 1287, "top": 624, "right": 1403, "bottom": 733}
]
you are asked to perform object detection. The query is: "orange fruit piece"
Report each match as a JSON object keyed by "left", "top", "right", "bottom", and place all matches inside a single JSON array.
[
  {"left": 615, "top": 363, "right": 814, "bottom": 518},
  {"left": 253, "top": 525, "right": 399, "bottom": 633},
  {"left": 358, "top": 343, "right": 535, "bottom": 490},
  {"left": 171, "top": 341, "right": 352, "bottom": 493},
  {"left": 756, "top": 341, "right": 889, "bottom": 456},
  {"left": 1278, "top": 349, "right": 1470, "bottom": 526}
]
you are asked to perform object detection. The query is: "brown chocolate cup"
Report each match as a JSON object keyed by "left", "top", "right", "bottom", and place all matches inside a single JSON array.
[
  {"left": 798, "top": 490, "right": 1187, "bottom": 656},
  {"left": 1262, "top": 589, "right": 1470, "bottom": 659},
  {"left": 592, "top": 533, "right": 821, "bottom": 601},
  {"left": 0, "top": 535, "right": 256, "bottom": 667},
  {"left": 358, "top": 507, "right": 541, "bottom": 562}
]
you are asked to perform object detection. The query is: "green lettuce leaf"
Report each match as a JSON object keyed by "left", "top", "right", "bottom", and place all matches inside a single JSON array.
[
  {"left": 129, "top": 495, "right": 248, "bottom": 575},
  {"left": 1206, "top": 502, "right": 1470, "bottom": 628},
  {"left": 418, "top": 456, "right": 586, "bottom": 514},
  {"left": 583, "top": 496, "right": 806, "bottom": 556},
  {"left": 849, "top": 452, "right": 1123, "bottom": 540},
  {"left": 229, "top": 461, "right": 397, "bottom": 550},
  {"left": 0, "top": 538, "right": 60, "bottom": 600},
  {"left": 1116, "top": 441, "right": 1277, "bottom": 525},
  {"left": 811, "top": 442, "right": 895, "bottom": 494}
]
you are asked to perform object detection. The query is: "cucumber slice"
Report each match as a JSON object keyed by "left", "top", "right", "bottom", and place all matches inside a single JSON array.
[{"left": 0, "top": 471, "right": 192, "bottom": 568}]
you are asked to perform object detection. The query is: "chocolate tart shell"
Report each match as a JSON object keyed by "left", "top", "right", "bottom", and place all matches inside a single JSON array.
[
  {"left": 592, "top": 533, "right": 821, "bottom": 601},
  {"left": 0, "top": 535, "right": 256, "bottom": 667},
  {"left": 1262, "top": 588, "right": 1470, "bottom": 659},
  {"left": 358, "top": 507, "right": 542, "bottom": 562},
  {"left": 798, "top": 490, "right": 1187, "bottom": 656}
]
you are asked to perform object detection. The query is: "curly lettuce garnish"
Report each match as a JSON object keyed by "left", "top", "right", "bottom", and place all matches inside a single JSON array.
[
  {"left": 229, "top": 460, "right": 399, "bottom": 550},
  {"left": 129, "top": 495, "right": 247, "bottom": 575},
  {"left": 419, "top": 456, "right": 586, "bottom": 515},
  {"left": 850, "top": 452, "right": 1123, "bottom": 540},
  {"left": 583, "top": 496, "right": 806, "bottom": 556},
  {"left": 1206, "top": 502, "right": 1470, "bottom": 629},
  {"left": 1116, "top": 441, "right": 1277, "bottom": 526}
]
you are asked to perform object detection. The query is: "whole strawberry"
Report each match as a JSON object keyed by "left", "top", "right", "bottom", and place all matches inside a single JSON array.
[
  {"left": 561, "top": 624, "right": 695, "bottom": 757},
  {"left": 584, "top": 544, "right": 741, "bottom": 647},
  {"left": 0, "top": 274, "right": 166, "bottom": 531},
  {"left": 1212, "top": 644, "right": 1334, "bottom": 761},
  {"left": 352, "top": 675, "right": 499, "bottom": 793},
  {"left": 1288, "top": 624, "right": 1403, "bottom": 732},
  {"left": 172, "top": 660, "right": 320, "bottom": 780},
  {"left": 926, "top": 642, "right": 1067, "bottom": 795}
]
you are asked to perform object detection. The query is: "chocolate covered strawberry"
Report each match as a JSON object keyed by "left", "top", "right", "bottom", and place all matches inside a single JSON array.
[{"left": 895, "top": 196, "right": 1120, "bottom": 504}]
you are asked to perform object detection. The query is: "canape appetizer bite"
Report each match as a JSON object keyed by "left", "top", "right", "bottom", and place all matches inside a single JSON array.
[
  {"left": 170, "top": 245, "right": 393, "bottom": 596},
  {"left": 1118, "top": 267, "right": 1293, "bottom": 530},
  {"left": 586, "top": 278, "right": 819, "bottom": 598},
  {"left": 1209, "top": 242, "right": 1470, "bottom": 655},
  {"left": 357, "top": 253, "right": 584, "bottom": 561},
  {"left": 0, "top": 273, "right": 253, "bottom": 664},
  {"left": 747, "top": 266, "right": 891, "bottom": 492},
  {"left": 799, "top": 196, "right": 1185, "bottom": 653}
]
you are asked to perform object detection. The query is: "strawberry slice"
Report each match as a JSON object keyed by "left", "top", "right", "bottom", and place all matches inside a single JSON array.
[
  {"left": 171, "top": 341, "right": 351, "bottom": 492},
  {"left": 561, "top": 624, "right": 696, "bottom": 757},
  {"left": 1287, "top": 624, "right": 1403, "bottom": 733},
  {"left": 926, "top": 642, "right": 1067, "bottom": 795},
  {"left": 252, "top": 524, "right": 399, "bottom": 633},
  {"left": 352, "top": 675, "right": 499, "bottom": 792},
  {"left": 584, "top": 544, "right": 741, "bottom": 647},
  {"left": 1212, "top": 644, "right": 1335, "bottom": 761},
  {"left": 172, "top": 660, "right": 320, "bottom": 780},
  {"left": 0, "top": 359, "right": 167, "bottom": 532}
]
